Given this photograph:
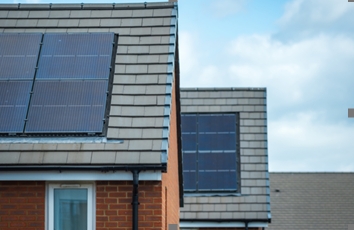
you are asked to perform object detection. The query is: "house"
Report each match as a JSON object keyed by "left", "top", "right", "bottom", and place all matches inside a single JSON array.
[
  {"left": 268, "top": 172, "right": 354, "bottom": 230},
  {"left": 0, "top": 1, "right": 182, "bottom": 230},
  {"left": 179, "top": 88, "right": 271, "bottom": 230}
]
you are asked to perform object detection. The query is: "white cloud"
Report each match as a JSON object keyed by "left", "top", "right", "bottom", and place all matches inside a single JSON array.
[
  {"left": 209, "top": 0, "right": 245, "bottom": 18},
  {"left": 276, "top": 0, "right": 354, "bottom": 40},
  {"left": 280, "top": 0, "right": 351, "bottom": 24},
  {"left": 269, "top": 112, "right": 354, "bottom": 171},
  {"left": 227, "top": 33, "right": 354, "bottom": 113}
]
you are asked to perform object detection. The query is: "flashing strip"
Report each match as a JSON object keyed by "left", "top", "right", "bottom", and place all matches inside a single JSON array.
[
  {"left": 0, "top": 170, "right": 161, "bottom": 181},
  {"left": 0, "top": 137, "right": 123, "bottom": 144},
  {"left": 179, "top": 221, "right": 268, "bottom": 228}
]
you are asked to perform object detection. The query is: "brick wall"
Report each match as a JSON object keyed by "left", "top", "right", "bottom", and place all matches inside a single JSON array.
[
  {"left": 96, "top": 180, "right": 164, "bottom": 230},
  {"left": 162, "top": 75, "right": 181, "bottom": 229},
  {"left": 0, "top": 181, "right": 45, "bottom": 230}
]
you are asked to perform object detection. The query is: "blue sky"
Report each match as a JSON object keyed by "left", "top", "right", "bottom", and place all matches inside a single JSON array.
[{"left": 2, "top": 0, "right": 354, "bottom": 172}]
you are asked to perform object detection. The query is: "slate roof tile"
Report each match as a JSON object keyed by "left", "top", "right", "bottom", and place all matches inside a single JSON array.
[
  {"left": 67, "top": 152, "right": 92, "bottom": 164},
  {"left": 0, "top": 152, "right": 20, "bottom": 164},
  {"left": 268, "top": 173, "right": 354, "bottom": 230},
  {"left": 7, "top": 11, "right": 29, "bottom": 18},
  {"left": 19, "top": 152, "right": 43, "bottom": 164},
  {"left": 49, "top": 11, "right": 70, "bottom": 18},
  {"left": 28, "top": 10, "right": 49, "bottom": 18},
  {"left": 91, "top": 151, "right": 116, "bottom": 164}
]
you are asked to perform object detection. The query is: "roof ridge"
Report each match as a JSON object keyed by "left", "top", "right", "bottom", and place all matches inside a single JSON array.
[{"left": 0, "top": 2, "right": 175, "bottom": 10}]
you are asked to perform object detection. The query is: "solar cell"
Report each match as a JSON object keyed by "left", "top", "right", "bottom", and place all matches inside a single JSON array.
[
  {"left": 0, "top": 33, "right": 41, "bottom": 79},
  {"left": 36, "top": 33, "right": 114, "bottom": 79},
  {"left": 198, "top": 171, "right": 237, "bottom": 190},
  {"left": 198, "top": 133, "right": 236, "bottom": 151},
  {"left": 199, "top": 114, "right": 236, "bottom": 133},
  {"left": 0, "top": 81, "right": 32, "bottom": 133},
  {"left": 183, "top": 171, "right": 197, "bottom": 190},
  {"left": 25, "top": 81, "right": 108, "bottom": 133},
  {"left": 181, "top": 114, "right": 197, "bottom": 132},
  {"left": 198, "top": 152, "right": 236, "bottom": 170},
  {"left": 181, "top": 133, "right": 197, "bottom": 151}
]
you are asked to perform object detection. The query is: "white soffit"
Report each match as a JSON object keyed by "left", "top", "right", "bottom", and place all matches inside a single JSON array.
[{"left": 0, "top": 170, "right": 161, "bottom": 181}]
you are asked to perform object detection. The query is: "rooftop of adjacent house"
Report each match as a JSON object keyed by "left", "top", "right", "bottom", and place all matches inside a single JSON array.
[
  {"left": 0, "top": 1, "right": 179, "bottom": 166},
  {"left": 179, "top": 88, "right": 270, "bottom": 228},
  {"left": 268, "top": 172, "right": 354, "bottom": 230}
]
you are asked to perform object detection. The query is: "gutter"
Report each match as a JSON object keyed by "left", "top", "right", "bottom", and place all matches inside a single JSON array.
[{"left": 0, "top": 165, "right": 166, "bottom": 172}]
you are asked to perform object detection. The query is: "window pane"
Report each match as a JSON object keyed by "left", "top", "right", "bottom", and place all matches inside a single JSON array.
[{"left": 54, "top": 189, "right": 88, "bottom": 230}]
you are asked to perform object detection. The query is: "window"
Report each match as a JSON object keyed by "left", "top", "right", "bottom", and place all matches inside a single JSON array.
[
  {"left": 48, "top": 183, "right": 94, "bottom": 230},
  {"left": 181, "top": 113, "right": 239, "bottom": 192},
  {"left": 0, "top": 33, "right": 116, "bottom": 135}
]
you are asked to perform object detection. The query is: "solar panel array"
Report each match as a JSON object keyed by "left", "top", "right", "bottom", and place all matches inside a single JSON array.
[
  {"left": 0, "top": 33, "right": 114, "bottom": 135},
  {"left": 181, "top": 113, "right": 238, "bottom": 191}
]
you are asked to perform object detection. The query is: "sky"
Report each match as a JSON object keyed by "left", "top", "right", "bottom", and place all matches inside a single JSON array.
[{"left": 2, "top": 0, "right": 354, "bottom": 172}]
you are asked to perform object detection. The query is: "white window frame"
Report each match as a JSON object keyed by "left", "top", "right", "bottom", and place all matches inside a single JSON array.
[{"left": 47, "top": 182, "right": 95, "bottom": 230}]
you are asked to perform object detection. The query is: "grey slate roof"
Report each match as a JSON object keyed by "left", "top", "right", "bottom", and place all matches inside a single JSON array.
[
  {"left": 0, "top": 2, "right": 178, "bottom": 166},
  {"left": 268, "top": 172, "right": 354, "bottom": 230},
  {"left": 179, "top": 88, "right": 271, "bottom": 223}
]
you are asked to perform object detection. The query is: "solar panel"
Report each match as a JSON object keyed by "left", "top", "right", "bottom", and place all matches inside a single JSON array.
[
  {"left": 198, "top": 152, "right": 236, "bottom": 171},
  {"left": 198, "top": 133, "right": 236, "bottom": 151},
  {"left": 181, "top": 133, "right": 197, "bottom": 151},
  {"left": 198, "top": 114, "right": 236, "bottom": 133},
  {"left": 0, "top": 33, "right": 42, "bottom": 79},
  {"left": 181, "top": 113, "right": 239, "bottom": 191},
  {"left": 25, "top": 80, "right": 108, "bottom": 133},
  {"left": 36, "top": 33, "right": 114, "bottom": 79},
  {"left": 198, "top": 171, "right": 237, "bottom": 190},
  {"left": 183, "top": 171, "right": 197, "bottom": 190},
  {"left": 0, "top": 81, "right": 32, "bottom": 133},
  {"left": 181, "top": 114, "right": 197, "bottom": 133}
]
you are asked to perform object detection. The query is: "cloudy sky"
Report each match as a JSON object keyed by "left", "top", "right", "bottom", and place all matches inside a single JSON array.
[{"left": 3, "top": 0, "right": 354, "bottom": 172}]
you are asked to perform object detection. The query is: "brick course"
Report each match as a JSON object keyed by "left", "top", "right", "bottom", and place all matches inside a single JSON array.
[{"left": 0, "top": 181, "right": 45, "bottom": 230}]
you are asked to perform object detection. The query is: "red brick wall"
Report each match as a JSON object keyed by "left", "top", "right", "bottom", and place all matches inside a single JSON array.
[
  {"left": 161, "top": 77, "right": 181, "bottom": 229},
  {"left": 0, "top": 181, "right": 45, "bottom": 230},
  {"left": 96, "top": 180, "right": 164, "bottom": 230}
]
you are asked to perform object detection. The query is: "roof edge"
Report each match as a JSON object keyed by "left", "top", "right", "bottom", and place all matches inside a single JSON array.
[
  {"left": 0, "top": 2, "right": 176, "bottom": 10},
  {"left": 270, "top": 171, "right": 354, "bottom": 174},
  {"left": 180, "top": 87, "right": 266, "bottom": 91}
]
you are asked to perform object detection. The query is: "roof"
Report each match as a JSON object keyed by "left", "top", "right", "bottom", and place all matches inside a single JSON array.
[
  {"left": 179, "top": 88, "right": 270, "bottom": 226},
  {"left": 268, "top": 172, "right": 354, "bottom": 230},
  {"left": 0, "top": 2, "right": 179, "bottom": 166}
]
